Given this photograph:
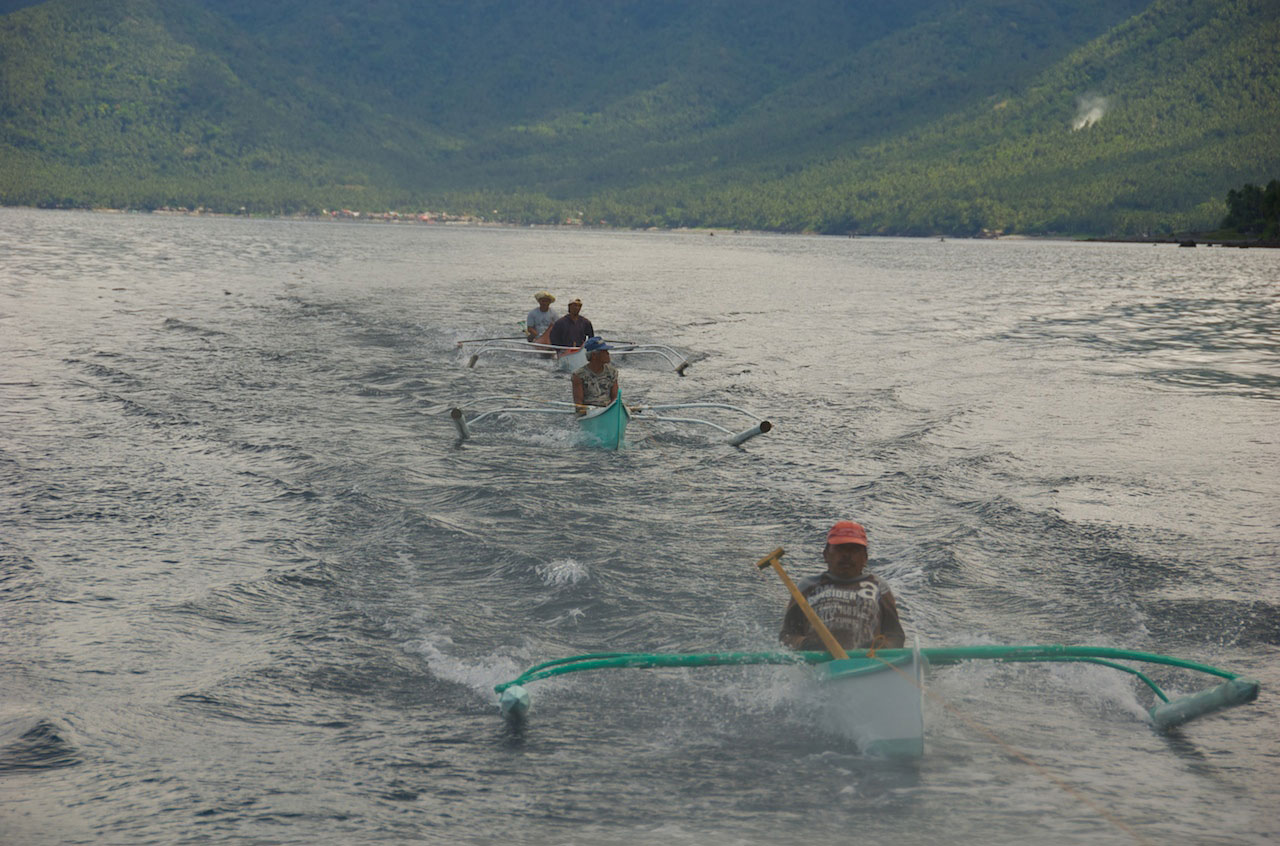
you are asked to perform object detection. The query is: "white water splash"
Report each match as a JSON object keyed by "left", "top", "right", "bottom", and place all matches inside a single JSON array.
[
  {"left": 536, "top": 557, "right": 588, "bottom": 585},
  {"left": 1072, "top": 94, "right": 1110, "bottom": 130},
  {"left": 408, "top": 634, "right": 524, "bottom": 700},
  {"left": 548, "top": 607, "right": 587, "bottom": 627}
]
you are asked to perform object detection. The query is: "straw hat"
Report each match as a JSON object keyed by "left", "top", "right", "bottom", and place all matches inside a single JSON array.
[{"left": 534, "top": 291, "right": 556, "bottom": 303}]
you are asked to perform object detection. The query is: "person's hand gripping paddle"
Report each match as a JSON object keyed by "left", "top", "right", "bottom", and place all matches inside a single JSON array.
[{"left": 755, "top": 547, "right": 848, "bottom": 660}]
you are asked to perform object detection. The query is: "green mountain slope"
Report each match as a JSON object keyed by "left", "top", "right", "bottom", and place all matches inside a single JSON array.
[
  {"left": 1, "top": 0, "right": 1275, "bottom": 235},
  {"left": 0, "top": 0, "right": 452, "bottom": 211},
  {"left": 704, "top": 0, "right": 1280, "bottom": 235}
]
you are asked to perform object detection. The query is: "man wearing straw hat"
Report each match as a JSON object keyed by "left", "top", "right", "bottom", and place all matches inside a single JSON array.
[
  {"left": 526, "top": 291, "right": 560, "bottom": 343},
  {"left": 780, "top": 521, "right": 906, "bottom": 651}
]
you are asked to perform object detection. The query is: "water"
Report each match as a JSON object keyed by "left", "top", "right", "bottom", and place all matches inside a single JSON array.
[{"left": 1, "top": 208, "right": 1276, "bottom": 845}]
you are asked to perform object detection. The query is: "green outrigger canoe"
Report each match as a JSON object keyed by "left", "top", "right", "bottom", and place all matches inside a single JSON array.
[
  {"left": 496, "top": 549, "right": 1260, "bottom": 756},
  {"left": 577, "top": 393, "right": 631, "bottom": 450},
  {"left": 447, "top": 391, "right": 771, "bottom": 449},
  {"left": 494, "top": 645, "right": 1259, "bottom": 757}
]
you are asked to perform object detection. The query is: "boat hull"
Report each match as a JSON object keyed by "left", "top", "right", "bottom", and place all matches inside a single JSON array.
[
  {"left": 817, "top": 648, "right": 926, "bottom": 758},
  {"left": 578, "top": 394, "right": 630, "bottom": 450},
  {"left": 556, "top": 348, "right": 587, "bottom": 371}
]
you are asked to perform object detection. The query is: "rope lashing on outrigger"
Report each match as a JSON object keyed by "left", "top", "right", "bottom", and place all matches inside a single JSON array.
[{"left": 495, "top": 645, "right": 1258, "bottom": 730}]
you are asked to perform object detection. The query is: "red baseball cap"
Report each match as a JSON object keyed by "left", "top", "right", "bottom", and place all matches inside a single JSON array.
[{"left": 826, "top": 521, "right": 867, "bottom": 546}]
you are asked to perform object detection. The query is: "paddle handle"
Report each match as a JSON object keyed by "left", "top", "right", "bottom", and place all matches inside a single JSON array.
[{"left": 755, "top": 547, "right": 849, "bottom": 660}]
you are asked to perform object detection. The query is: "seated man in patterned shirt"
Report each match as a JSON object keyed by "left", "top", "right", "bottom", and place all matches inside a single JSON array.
[
  {"left": 780, "top": 521, "right": 906, "bottom": 651},
  {"left": 571, "top": 337, "right": 619, "bottom": 414}
]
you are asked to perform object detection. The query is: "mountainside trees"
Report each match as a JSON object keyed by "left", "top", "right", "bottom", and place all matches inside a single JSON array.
[
  {"left": 1222, "top": 180, "right": 1280, "bottom": 236},
  {"left": 2, "top": 0, "right": 1277, "bottom": 235}
]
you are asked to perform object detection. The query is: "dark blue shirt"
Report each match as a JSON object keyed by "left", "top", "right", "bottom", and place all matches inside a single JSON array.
[{"left": 549, "top": 314, "right": 594, "bottom": 348}]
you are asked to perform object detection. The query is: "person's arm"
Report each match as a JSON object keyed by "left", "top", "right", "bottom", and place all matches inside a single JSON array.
[
  {"left": 572, "top": 372, "right": 586, "bottom": 414},
  {"left": 877, "top": 590, "right": 906, "bottom": 648},
  {"left": 609, "top": 372, "right": 618, "bottom": 403},
  {"left": 779, "top": 599, "right": 808, "bottom": 649},
  {"left": 549, "top": 319, "right": 565, "bottom": 348}
]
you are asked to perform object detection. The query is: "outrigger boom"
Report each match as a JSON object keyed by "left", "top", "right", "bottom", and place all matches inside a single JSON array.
[
  {"left": 459, "top": 337, "right": 691, "bottom": 375},
  {"left": 447, "top": 395, "right": 771, "bottom": 447},
  {"left": 494, "top": 645, "right": 1259, "bottom": 738}
]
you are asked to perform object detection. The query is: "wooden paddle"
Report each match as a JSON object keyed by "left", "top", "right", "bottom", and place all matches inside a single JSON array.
[{"left": 755, "top": 547, "right": 849, "bottom": 660}]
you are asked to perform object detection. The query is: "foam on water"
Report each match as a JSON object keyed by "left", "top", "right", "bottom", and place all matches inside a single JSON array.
[
  {"left": 536, "top": 557, "right": 589, "bottom": 586},
  {"left": 406, "top": 634, "right": 526, "bottom": 704}
]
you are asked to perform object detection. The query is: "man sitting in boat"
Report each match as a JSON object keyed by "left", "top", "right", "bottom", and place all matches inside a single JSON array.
[
  {"left": 780, "top": 521, "right": 906, "bottom": 651},
  {"left": 549, "top": 298, "right": 595, "bottom": 349},
  {"left": 525, "top": 291, "right": 560, "bottom": 343},
  {"left": 572, "top": 337, "right": 618, "bottom": 414}
]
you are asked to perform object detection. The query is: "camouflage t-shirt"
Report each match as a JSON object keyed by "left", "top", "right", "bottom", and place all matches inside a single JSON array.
[{"left": 573, "top": 362, "right": 619, "bottom": 407}]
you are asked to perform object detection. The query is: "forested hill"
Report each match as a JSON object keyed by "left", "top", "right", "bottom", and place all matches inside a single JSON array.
[{"left": 2, "top": 0, "right": 1277, "bottom": 236}]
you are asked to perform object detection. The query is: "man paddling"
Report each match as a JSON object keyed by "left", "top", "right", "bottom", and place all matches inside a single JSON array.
[
  {"left": 549, "top": 298, "right": 594, "bottom": 349},
  {"left": 780, "top": 521, "right": 906, "bottom": 651},
  {"left": 572, "top": 337, "right": 618, "bottom": 414},
  {"left": 525, "top": 291, "right": 560, "bottom": 343}
]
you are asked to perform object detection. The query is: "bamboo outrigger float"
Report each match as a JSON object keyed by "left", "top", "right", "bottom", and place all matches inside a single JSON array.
[
  {"left": 492, "top": 548, "right": 1260, "bottom": 756},
  {"left": 447, "top": 392, "right": 772, "bottom": 449},
  {"left": 458, "top": 337, "right": 691, "bottom": 375}
]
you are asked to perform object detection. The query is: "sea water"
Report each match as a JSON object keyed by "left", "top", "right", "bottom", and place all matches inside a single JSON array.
[{"left": 2, "top": 209, "right": 1277, "bottom": 845}]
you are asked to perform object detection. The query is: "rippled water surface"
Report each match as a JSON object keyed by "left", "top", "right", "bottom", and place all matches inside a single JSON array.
[{"left": 2, "top": 209, "right": 1277, "bottom": 845}]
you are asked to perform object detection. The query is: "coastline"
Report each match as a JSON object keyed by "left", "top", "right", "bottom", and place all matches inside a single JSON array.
[
  {"left": 1083, "top": 235, "right": 1280, "bottom": 249},
  {"left": 5, "top": 205, "right": 1277, "bottom": 246}
]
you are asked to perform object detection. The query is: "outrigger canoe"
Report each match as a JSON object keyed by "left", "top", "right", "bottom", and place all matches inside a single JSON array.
[
  {"left": 446, "top": 394, "right": 771, "bottom": 449},
  {"left": 578, "top": 393, "right": 631, "bottom": 450},
  {"left": 457, "top": 336, "right": 690, "bottom": 375},
  {"left": 493, "top": 645, "right": 1259, "bottom": 757},
  {"left": 493, "top": 548, "right": 1259, "bottom": 757}
]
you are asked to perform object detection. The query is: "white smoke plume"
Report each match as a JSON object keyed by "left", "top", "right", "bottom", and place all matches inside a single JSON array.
[{"left": 1072, "top": 94, "right": 1110, "bottom": 130}]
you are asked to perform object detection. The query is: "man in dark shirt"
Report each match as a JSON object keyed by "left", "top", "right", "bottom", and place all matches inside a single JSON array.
[
  {"left": 549, "top": 298, "right": 594, "bottom": 348},
  {"left": 780, "top": 521, "right": 906, "bottom": 651}
]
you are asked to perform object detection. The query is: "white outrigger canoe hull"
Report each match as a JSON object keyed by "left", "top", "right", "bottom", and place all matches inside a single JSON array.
[{"left": 817, "top": 649, "right": 926, "bottom": 758}]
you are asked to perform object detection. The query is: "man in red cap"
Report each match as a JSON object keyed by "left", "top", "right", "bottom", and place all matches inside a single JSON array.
[{"left": 779, "top": 521, "right": 906, "bottom": 651}]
